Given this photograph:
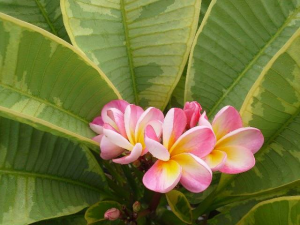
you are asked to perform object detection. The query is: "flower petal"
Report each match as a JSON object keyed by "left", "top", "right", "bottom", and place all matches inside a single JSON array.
[
  {"left": 145, "top": 130, "right": 170, "bottom": 161},
  {"left": 103, "top": 124, "right": 133, "bottom": 150},
  {"left": 147, "top": 120, "right": 163, "bottom": 139},
  {"left": 145, "top": 125, "right": 159, "bottom": 142},
  {"left": 106, "top": 108, "right": 127, "bottom": 138},
  {"left": 216, "top": 127, "right": 264, "bottom": 154},
  {"left": 135, "top": 107, "right": 164, "bottom": 144},
  {"left": 143, "top": 160, "right": 181, "bottom": 193},
  {"left": 100, "top": 136, "right": 124, "bottom": 160},
  {"left": 89, "top": 116, "right": 104, "bottom": 134},
  {"left": 92, "top": 134, "right": 103, "bottom": 143},
  {"left": 198, "top": 111, "right": 212, "bottom": 129},
  {"left": 124, "top": 104, "right": 144, "bottom": 144},
  {"left": 101, "top": 100, "right": 129, "bottom": 119},
  {"left": 219, "top": 146, "right": 255, "bottom": 174},
  {"left": 212, "top": 106, "right": 243, "bottom": 140},
  {"left": 163, "top": 108, "right": 187, "bottom": 149},
  {"left": 183, "top": 101, "right": 202, "bottom": 128},
  {"left": 203, "top": 150, "right": 227, "bottom": 171},
  {"left": 170, "top": 126, "right": 216, "bottom": 158},
  {"left": 113, "top": 143, "right": 143, "bottom": 164},
  {"left": 172, "top": 153, "right": 212, "bottom": 193}
]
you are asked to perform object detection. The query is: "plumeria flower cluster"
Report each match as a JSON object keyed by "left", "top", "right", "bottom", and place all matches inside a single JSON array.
[{"left": 90, "top": 100, "right": 264, "bottom": 194}]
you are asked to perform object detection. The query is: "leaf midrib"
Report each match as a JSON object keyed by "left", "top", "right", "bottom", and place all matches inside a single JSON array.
[
  {"left": 207, "top": 5, "right": 300, "bottom": 117},
  {"left": 120, "top": 0, "right": 138, "bottom": 104},
  {"left": 0, "top": 168, "right": 102, "bottom": 193},
  {"left": 34, "top": 0, "right": 58, "bottom": 35}
]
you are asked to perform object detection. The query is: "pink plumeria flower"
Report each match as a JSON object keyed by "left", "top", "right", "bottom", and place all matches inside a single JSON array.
[
  {"left": 143, "top": 108, "right": 216, "bottom": 193},
  {"left": 199, "top": 106, "right": 264, "bottom": 174},
  {"left": 183, "top": 101, "right": 202, "bottom": 129},
  {"left": 90, "top": 100, "right": 164, "bottom": 164}
]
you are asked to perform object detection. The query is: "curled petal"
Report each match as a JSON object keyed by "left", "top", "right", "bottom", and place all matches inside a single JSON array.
[
  {"left": 106, "top": 108, "right": 127, "bottom": 138},
  {"left": 203, "top": 150, "right": 227, "bottom": 171},
  {"left": 135, "top": 107, "right": 164, "bottom": 144},
  {"left": 100, "top": 136, "right": 124, "bottom": 160},
  {"left": 143, "top": 160, "right": 181, "bottom": 193},
  {"left": 145, "top": 130, "right": 170, "bottom": 161},
  {"left": 147, "top": 120, "right": 163, "bottom": 139},
  {"left": 103, "top": 124, "right": 133, "bottom": 150},
  {"left": 219, "top": 146, "right": 255, "bottom": 174},
  {"left": 212, "top": 106, "right": 243, "bottom": 140},
  {"left": 216, "top": 127, "right": 264, "bottom": 154},
  {"left": 101, "top": 100, "right": 129, "bottom": 123},
  {"left": 163, "top": 108, "right": 187, "bottom": 149},
  {"left": 198, "top": 111, "right": 212, "bottom": 129},
  {"left": 170, "top": 126, "right": 216, "bottom": 158},
  {"left": 89, "top": 116, "right": 104, "bottom": 134},
  {"left": 172, "top": 153, "right": 212, "bottom": 193},
  {"left": 145, "top": 125, "right": 159, "bottom": 142},
  {"left": 124, "top": 104, "right": 144, "bottom": 143},
  {"left": 113, "top": 143, "right": 143, "bottom": 164},
  {"left": 92, "top": 134, "right": 103, "bottom": 143}
]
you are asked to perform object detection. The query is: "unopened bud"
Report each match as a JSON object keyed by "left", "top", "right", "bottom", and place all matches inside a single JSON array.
[
  {"left": 104, "top": 208, "right": 120, "bottom": 221},
  {"left": 133, "top": 201, "right": 141, "bottom": 212},
  {"left": 183, "top": 101, "right": 202, "bottom": 129}
]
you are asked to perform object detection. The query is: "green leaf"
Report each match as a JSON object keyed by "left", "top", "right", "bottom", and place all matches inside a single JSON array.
[
  {"left": 236, "top": 196, "right": 300, "bottom": 225},
  {"left": 85, "top": 201, "right": 122, "bottom": 225},
  {"left": 166, "top": 190, "right": 192, "bottom": 224},
  {"left": 0, "top": 0, "right": 70, "bottom": 41},
  {"left": 185, "top": 0, "right": 300, "bottom": 117},
  {"left": 198, "top": 0, "right": 211, "bottom": 26},
  {"left": 33, "top": 212, "right": 87, "bottom": 225},
  {"left": 61, "top": 0, "right": 201, "bottom": 109},
  {"left": 0, "top": 13, "right": 120, "bottom": 150},
  {"left": 0, "top": 117, "right": 109, "bottom": 225},
  {"left": 213, "top": 29, "right": 300, "bottom": 208}
]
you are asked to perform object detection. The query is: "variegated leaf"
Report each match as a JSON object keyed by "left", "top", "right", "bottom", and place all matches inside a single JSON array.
[
  {"left": 0, "top": 13, "right": 120, "bottom": 150},
  {"left": 0, "top": 117, "right": 108, "bottom": 225},
  {"left": 61, "top": 0, "right": 201, "bottom": 109},
  {"left": 185, "top": 0, "right": 300, "bottom": 117},
  {"left": 0, "top": 0, "right": 69, "bottom": 41}
]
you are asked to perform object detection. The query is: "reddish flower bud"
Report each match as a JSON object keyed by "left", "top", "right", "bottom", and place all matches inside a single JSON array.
[
  {"left": 132, "top": 201, "right": 141, "bottom": 212},
  {"left": 183, "top": 101, "right": 202, "bottom": 129},
  {"left": 104, "top": 208, "right": 120, "bottom": 221}
]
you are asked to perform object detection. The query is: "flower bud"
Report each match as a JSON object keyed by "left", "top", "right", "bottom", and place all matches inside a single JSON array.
[
  {"left": 183, "top": 101, "right": 202, "bottom": 129},
  {"left": 132, "top": 201, "right": 141, "bottom": 212},
  {"left": 104, "top": 208, "right": 120, "bottom": 221}
]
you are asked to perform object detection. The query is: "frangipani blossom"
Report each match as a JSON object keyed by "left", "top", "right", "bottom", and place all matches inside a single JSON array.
[
  {"left": 200, "top": 106, "right": 264, "bottom": 174},
  {"left": 90, "top": 100, "right": 164, "bottom": 164},
  {"left": 143, "top": 108, "right": 216, "bottom": 193}
]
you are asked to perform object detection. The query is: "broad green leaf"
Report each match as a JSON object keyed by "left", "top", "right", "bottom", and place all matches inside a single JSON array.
[
  {"left": 236, "top": 196, "right": 300, "bottom": 225},
  {"left": 166, "top": 190, "right": 192, "bottom": 224},
  {"left": 198, "top": 0, "right": 211, "bottom": 26},
  {"left": 0, "top": 117, "right": 108, "bottom": 225},
  {"left": 0, "top": 13, "right": 120, "bottom": 150},
  {"left": 33, "top": 212, "right": 86, "bottom": 225},
  {"left": 61, "top": 0, "right": 201, "bottom": 109},
  {"left": 85, "top": 201, "right": 122, "bottom": 225},
  {"left": 213, "top": 29, "right": 300, "bottom": 208},
  {"left": 185, "top": 0, "right": 300, "bottom": 117},
  {"left": 0, "top": 0, "right": 70, "bottom": 41}
]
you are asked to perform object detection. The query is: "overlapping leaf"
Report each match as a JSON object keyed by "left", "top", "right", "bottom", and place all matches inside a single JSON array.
[
  {"left": 185, "top": 0, "right": 300, "bottom": 117},
  {"left": 213, "top": 29, "right": 300, "bottom": 207},
  {"left": 61, "top": 0, "right": 201, "bottom": 109},
  {"left": 0, "top": 13, "right": 120, "bottom": 149},
  {"left": 0, "top": 0, "right": 69, "bottom": 41},
  {"left": 0, "top": 117, "right": 108, "bottom": 225}
]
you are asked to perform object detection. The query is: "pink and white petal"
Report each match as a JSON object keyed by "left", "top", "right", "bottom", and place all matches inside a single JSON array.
[
  {"left": 143, "top": 160, "right": 182, "bottom": 193},
  {"left": 172, "top": 153, "right": 212, "bottom": 193},
  {"left": 147, "top": 120, "right": 163, "bottom": 139},
  {"left": 107, "top": 108, "right": 127, "bottom": 138},
  {"left": 170, "top": 126, "right": 216, "bottom": 158},
  {"left": 135, "top": 107, "right": 164, "bottom": 143},
  {"left": 92, "top": 134, "right": 103, "bottom": 143},
  {"left": 124, "top": 104, "right": 144, "bottom": 143},
  {"left": 216, "top": 127, "right": 264, "bottom": 154},
  {"left": 219, "top": 146, "right": 255, "bottom": 174},
  {"left": 101, "top": 100, "right": 129, "bottom": 123},
  {"left": 198, "top": 112, "right": 213, "bottom": 129},
  {"left": 90, "top": 116, "right": 104, "bottom": 134},
  {"left": 163, "top": 108, "right": 187, "bottom": 149},
  {"left": 145, "top": 125, "right": 159, "bottom": 142},
  {"left": 100, "top": 136, "right": 124, "bottom": 160},
  {"left": 103, "top": 124, "right": 133, "bottom": 150},
  {"left": 144, "top": 132, "right": 170, "bottom": 161},
  {"left": 212, "top": 106, "right": 243, "bottom": 140},
  {"left": 113, "top": 143, "right": 143, "bottom": 164},
  {"left": 203, "top": 150, "right": 227, "bottom": 171}
]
